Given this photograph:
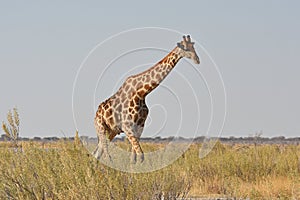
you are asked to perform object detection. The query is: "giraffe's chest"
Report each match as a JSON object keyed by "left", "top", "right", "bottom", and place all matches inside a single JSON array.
[{"left": 121, "top": 97, "right": 148, "bottom": 124}]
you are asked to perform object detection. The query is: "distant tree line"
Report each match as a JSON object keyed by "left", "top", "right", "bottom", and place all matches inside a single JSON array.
[{"left": 1, "top": 134, "right": 300, "bottom": 145}]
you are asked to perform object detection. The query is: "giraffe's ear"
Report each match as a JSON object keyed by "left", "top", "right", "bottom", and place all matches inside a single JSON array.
[{"left": 177, "top": 42, "right": 185, "bottom": 49}]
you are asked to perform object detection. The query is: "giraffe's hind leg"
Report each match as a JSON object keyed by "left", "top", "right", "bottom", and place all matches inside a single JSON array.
[
  {"left": 93, "top": 122, "right": 112, "bottom": 161},
  {"left": 132, "top": 137, "right": 144, "bottom": 163},
  {"left": 92, "top": 144, "right": 103, "bottom": 160}
]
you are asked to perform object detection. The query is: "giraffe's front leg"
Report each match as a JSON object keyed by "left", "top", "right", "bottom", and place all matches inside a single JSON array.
[
  {"left": 127, "top": 135, "right": 144, "bottom": 163},
  {"left": 123, "top": 126, "right": 144, "bottom": 163},
  {"left": 131, "top": 145, "right": 137, "bottom": 164}
]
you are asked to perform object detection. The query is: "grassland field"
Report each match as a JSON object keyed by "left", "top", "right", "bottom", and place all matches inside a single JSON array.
[{"left": 0, "top": 140, "right": 299, "bottom": 199}]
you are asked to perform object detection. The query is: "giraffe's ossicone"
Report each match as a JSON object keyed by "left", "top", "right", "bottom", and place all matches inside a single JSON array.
[{"left": 93, "top": 35, "right": 200, "bottom": 163}]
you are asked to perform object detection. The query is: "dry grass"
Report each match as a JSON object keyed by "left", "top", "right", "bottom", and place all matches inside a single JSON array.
[{"left": 0, "top": 140, "right": 299, "bottom": 199}]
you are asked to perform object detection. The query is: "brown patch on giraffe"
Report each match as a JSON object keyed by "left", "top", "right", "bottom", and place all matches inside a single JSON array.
[
  {"left": 115, "top": 104, "right": 122, "bottom": 112},
  {"left": 130, "top": 136, "right": 138, "bottom": 143},
  {"left": 108, "top": 116, "right": 114, "bottom": 126},
  {"left": 136, "top": 81, "right": 142, "bottom": 89},
  {"left": 145, "top": 76, "right": 150, "bottom": 82},
  {"left": 127, "top": 115, "right": 132, "bottom": 120},
  {"left": 144, "top": 84, "right": 151, "bottom": 91},
  {"left": 104, "top": 104, "right": 109, "bottom": 110},
  {"left": 137, "top": 90, "right": 146, "bottom": 98},
  {"left": 96, "top": 110, "right": 103, "bottom": 119},
  {"left": 133, "top": 95, "right": 140, "bottom": 104},
  {"left": 94, "top": 118, "right": 100, "bottom": 127},
  {"left": 127, "top": 135, "right": 134, "bottom": 141},
  {"left": 132, "top": 79, "right": 137, "bottom": 86},
  {"left": 95, "top": 111, "right": 100, "bottom": 118},
  {"left": 141, "top": 109, "right": 148, "bottom": 117},
  {"left": 171, "top": 59, "right": 176, "bottom": 65},
  {"left": 129, "top": 100, "right": 134, "bottom": 107},
  {"left": 137, "top": 118, "right": 144, "bottom": 126},
  {"left": 108, "top": 133, "right": 117, "bottom": 141},
  {"left": 132, "top": 113, "right": 138, "bottom": 123},
  {"left": 150, "top": 80, "right": 156, "bottom": 85},
  {"left": 124, "top": 85, "right": 130, "bottom": 92},
  {"left": 114, "top": 112, "right": 119, "bottom": 121},
  {"left": 123, "top": 100, "right": 129, "bottom": 108},
  {"left": 151, "top": 70, "right": 155, "bottom": 77},
  {"left": 126, "top": 77, "right": 132, "bottom": 83},
  {"left": 105, "top": 109, "right": 112, "bottom": 118},
  {"left": 155, "top": 74, "right": 161, "bottom": 80},
  {"left": 120, "top": 93, "right": 126, "bottom": 101},
  {"left": 115, "top": 98, "right": 120, "bottom": 105},
  {"left": 166, "top": 58, "right": 171, "bottom": 64},
  {"left": 128, "top": 87, "right": 134, "bottom": 94}
]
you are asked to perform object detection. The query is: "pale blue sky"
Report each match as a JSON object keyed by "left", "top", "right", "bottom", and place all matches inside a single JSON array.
[{"left": 1, "top": 1, "right": 299, "bottom": 138}]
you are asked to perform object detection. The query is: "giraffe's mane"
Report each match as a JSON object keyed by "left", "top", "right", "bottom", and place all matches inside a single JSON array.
[{"left": 129, "top": 47, "right": 178, "bottom": 78}]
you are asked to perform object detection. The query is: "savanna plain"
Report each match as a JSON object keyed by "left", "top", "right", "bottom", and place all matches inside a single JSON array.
[{"left": 0, "top": 138, "right": 299, "bottom": 200}]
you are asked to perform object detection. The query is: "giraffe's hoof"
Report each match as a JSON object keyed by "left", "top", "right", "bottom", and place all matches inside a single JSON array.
[
  {"left": 108, "top": 156, "right": 113, "bottom": 163},
  {"left": 138, "top": 153, "right": 144, "bottom": 163},
  {"left": 103, "top": 154, "right": 113, "bottom": 163},
  {"left": 93, "top": 150, "right": 102, "bottom": 160},
  {"left": 131, "top": 154, "right": 137, "bottom": 164},
  {"left": 130, "top": 159, "right": 137, "bottom": 164},
  {"left": 93, "top": 154, "right": 100, "bottom": 160}
]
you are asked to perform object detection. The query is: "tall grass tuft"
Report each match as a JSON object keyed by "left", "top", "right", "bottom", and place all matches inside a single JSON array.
[{"left": 2, "top": 107, "right": 20, "bottom": 146}]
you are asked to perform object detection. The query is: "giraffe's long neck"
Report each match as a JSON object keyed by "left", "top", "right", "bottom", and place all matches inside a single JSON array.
[{"left": 134, "top": 47, "right": 182, "bottom": 97}]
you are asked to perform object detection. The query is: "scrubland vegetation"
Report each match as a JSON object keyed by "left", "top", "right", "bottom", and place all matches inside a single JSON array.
[{"left": 0, "top": 140, "right": 299, "bottom": 199}]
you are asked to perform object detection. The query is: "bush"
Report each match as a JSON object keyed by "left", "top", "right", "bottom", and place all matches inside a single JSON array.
[{"left": 2, "top": 107, "right": 20, "bottom": 146}]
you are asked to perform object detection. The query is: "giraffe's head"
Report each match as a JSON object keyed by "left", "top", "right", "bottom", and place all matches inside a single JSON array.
[{"left": 177, "top": 35, "right": 200, "bottom": 64}]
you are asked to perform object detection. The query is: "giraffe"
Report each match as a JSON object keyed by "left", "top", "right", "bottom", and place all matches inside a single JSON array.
[{"left": 93, "top": 35, "right": 200, "bottom": 163}]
